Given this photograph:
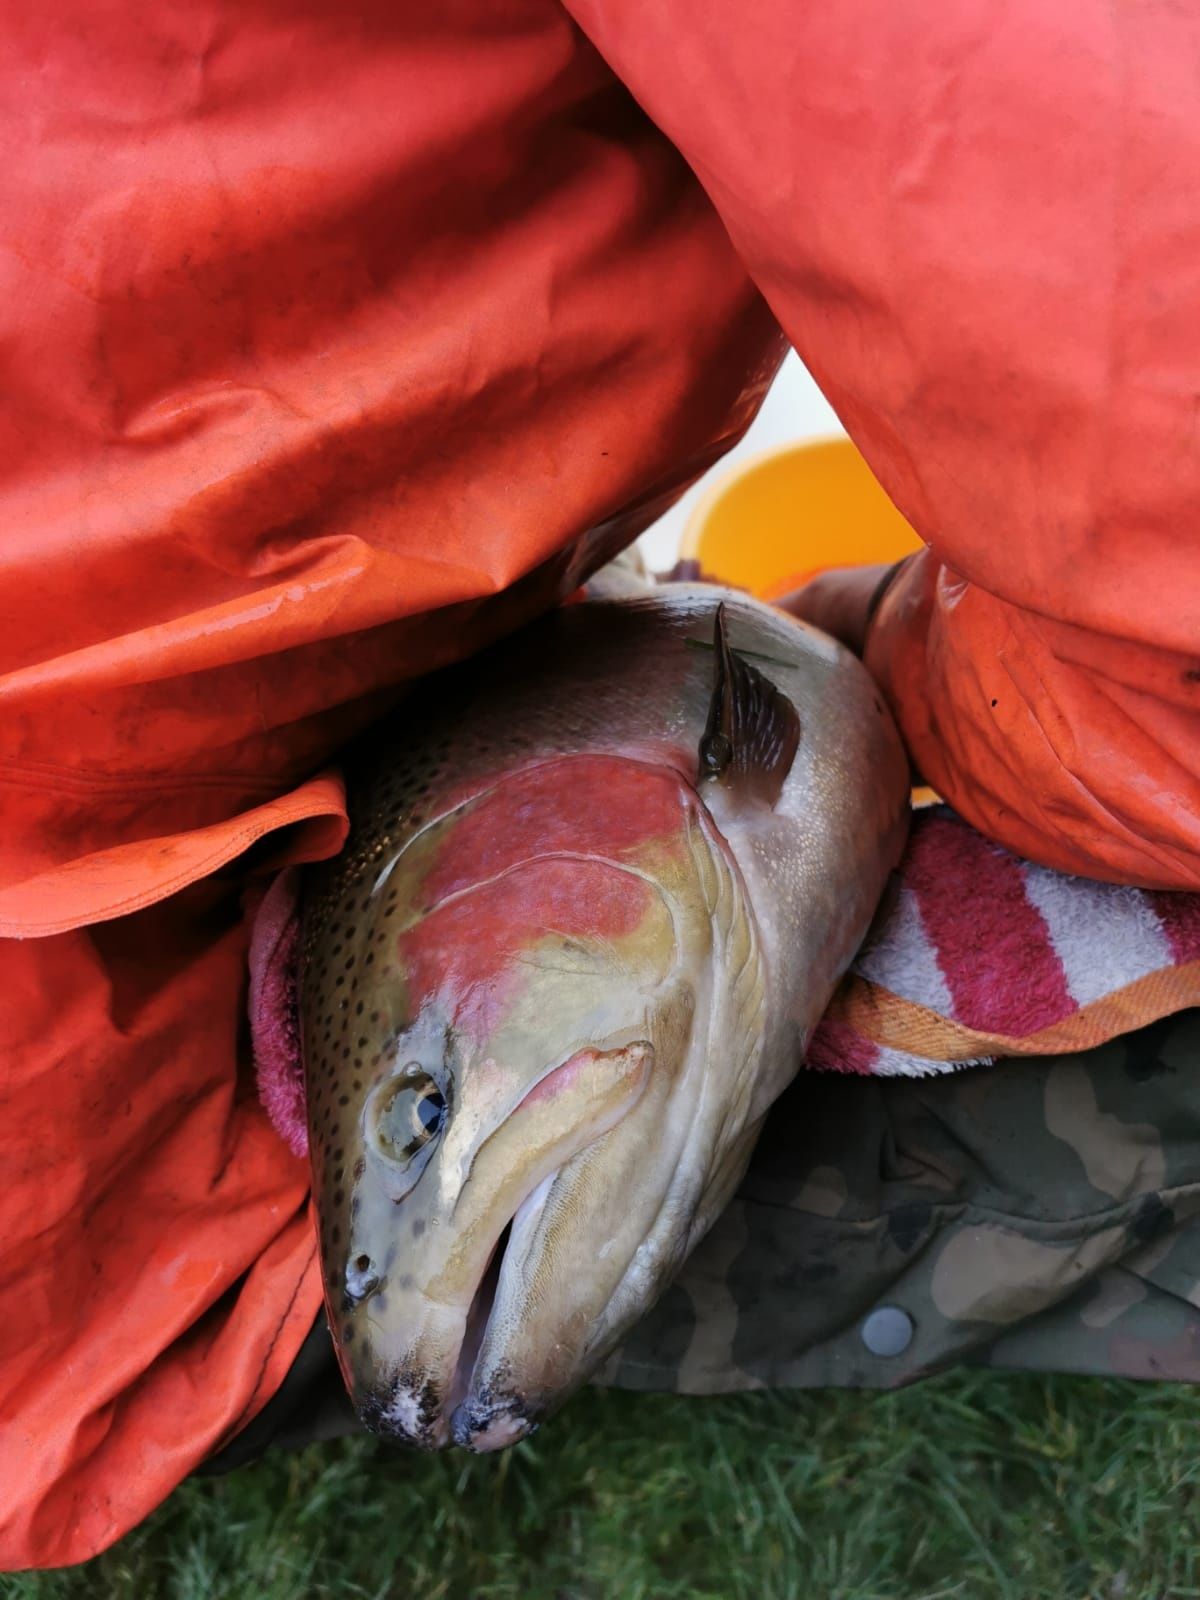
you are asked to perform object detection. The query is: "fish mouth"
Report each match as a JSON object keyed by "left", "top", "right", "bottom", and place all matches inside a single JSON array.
[
  {"left": 446, "top": 1219, "right": 513, "bottom": 1424},
  {"left": 362, "top": 1170, "right": 557, "bottom": 1452}
]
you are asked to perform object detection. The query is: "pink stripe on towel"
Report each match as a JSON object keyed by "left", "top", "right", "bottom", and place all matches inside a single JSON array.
[
  {"left": 806, "top": 1018, "right": 880, "bottom": 1075},
  {"left": 1149, "top": 891, "right": 1200, "bottom": 964},
  {"left": 905, "top": 813, "right": 1071, "bottom": 1034}
]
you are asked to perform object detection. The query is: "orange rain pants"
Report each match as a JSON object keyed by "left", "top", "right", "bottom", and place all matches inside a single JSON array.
[{"left": 3, "top": 0, "right": 1199, "bottom": 1568}]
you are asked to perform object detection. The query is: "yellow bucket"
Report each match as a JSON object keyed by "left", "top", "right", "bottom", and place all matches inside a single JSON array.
[{"left": 680, "top": 435, "right": 924, "bottom": 599}]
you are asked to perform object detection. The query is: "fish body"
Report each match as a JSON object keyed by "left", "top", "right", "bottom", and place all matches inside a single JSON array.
[{"left": 299, "top": 586, "right": 909, "bottom": 1450}]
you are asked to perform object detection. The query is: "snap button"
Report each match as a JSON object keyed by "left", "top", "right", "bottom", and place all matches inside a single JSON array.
[{"left": 861, "top": 1306, "right": 914, "bottom": 1357}]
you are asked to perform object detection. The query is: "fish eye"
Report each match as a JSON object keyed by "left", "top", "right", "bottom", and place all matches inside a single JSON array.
[{"left": 374, "top": 1069, "right": 447, "bottom": 1167}]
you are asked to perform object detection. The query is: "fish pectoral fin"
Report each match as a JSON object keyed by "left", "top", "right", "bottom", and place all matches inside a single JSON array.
[{"left": 697, "top": 602, "right": 801, "bottom": 807}]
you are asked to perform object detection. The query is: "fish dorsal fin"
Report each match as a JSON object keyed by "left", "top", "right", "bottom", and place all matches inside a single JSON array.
[{"left": 698, "top": 603, "right": 801, "bottom": 807}]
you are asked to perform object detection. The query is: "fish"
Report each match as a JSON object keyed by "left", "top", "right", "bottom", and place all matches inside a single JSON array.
[{"left": 298, "top": 584, "right": 909, "bottom": 1451}]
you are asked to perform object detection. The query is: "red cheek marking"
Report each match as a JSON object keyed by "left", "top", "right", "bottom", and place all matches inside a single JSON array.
[
  {"left": 419, "top": 756, "right": 692, "bottom": 907},
  {"left": 396, "top": 858, "right": 656, "bottom": 1039}
]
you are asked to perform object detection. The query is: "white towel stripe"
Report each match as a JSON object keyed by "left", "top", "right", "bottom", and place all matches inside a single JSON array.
[
  {"left": 1021, "top": 867, "right": 1172, "bottom": 1008},
  {"left": 870, "top": 1045, "right": 988, "bottom": 1077},
  {"left": 854, "top": 885, "right": 954, "bottom": 1013}
]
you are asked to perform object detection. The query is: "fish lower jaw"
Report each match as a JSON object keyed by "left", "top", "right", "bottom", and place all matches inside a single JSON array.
[
  {"left": 445, "top": 1167, "right": 559, "bottom": 1446},
  {"left": 441, "top": 1219, "right": 513, "bottom": 1425},
  {"left": 450, "top": 1390, "right": 539, "bottom": 1453},
  {"left": 463, "top": 1414, "right": 534, "bottom": 1451}
]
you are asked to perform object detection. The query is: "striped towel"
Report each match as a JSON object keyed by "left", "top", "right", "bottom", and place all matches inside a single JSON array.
[{"left": 808, "top": 806, "right": 1200, "bottom": 1077}]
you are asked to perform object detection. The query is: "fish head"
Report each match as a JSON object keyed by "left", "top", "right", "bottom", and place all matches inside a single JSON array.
[{"left": 300, "top": 756, "right": 764, "bottom": 1452}]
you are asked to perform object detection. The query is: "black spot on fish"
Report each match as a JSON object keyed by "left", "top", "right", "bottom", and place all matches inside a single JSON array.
[{"left": 411, "top": 1219, "right": 426, "bottom": 1237}]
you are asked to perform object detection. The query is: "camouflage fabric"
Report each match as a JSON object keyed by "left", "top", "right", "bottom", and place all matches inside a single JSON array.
[
  {"left": 609, "top": 1008, "right": 1200, "bottom": 1393},
  {"left": 201, "top": 1009, "right": 1200, "bottom": 1472}
]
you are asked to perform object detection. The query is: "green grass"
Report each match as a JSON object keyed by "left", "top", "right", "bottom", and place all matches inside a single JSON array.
[{"left": 6, "top": 1373, "right": 1200, "bottom": 1600}]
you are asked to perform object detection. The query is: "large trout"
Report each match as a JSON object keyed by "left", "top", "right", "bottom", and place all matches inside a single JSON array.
[{"left": 300, "top": 586, "right": 909, "bottom": 1450}]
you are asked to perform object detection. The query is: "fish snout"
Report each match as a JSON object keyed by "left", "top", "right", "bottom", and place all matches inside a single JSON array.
[{"left": 358, "top": 1371, "right": 452, "bottom": 1451}]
